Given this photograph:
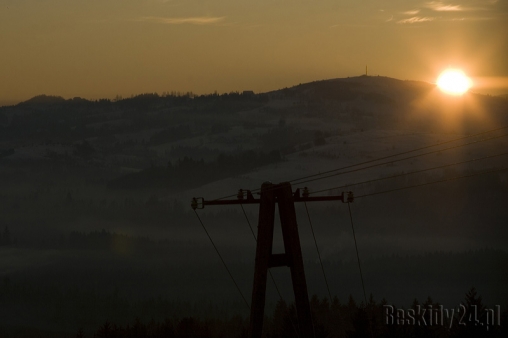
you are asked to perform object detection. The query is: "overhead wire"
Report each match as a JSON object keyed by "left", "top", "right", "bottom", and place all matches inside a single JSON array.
[
  {"left": 240, "top": 204, "right": 257, "bottom": 240},
  {"left": 289, "top": 125, "right": 508, "bottom": 185},
  {"left": 300, "top": 153, "right": 508, "bottom": 309},
  {"left": 193, "top": 209, "right": 250, "bottom": 310},
  {"left": 354, "top": 166, "right": 508, "bottom": 199},
  {"left": 303, "top": 202, "right": 333, "bottom": 303},
  {"left": 308, "top": 151, "right": 508, "bottom": 195},
  {"left": 340, "top": 165, "right": 508, "bottom": 307},
  {"left": 347, "top": 202, "right": 368, "bottom": 306},
  {"left": 290, "top": 132, "right": 508, "bottom": 187}
]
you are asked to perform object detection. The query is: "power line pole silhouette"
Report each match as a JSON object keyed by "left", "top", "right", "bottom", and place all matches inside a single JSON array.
[
  {"left": 192, "top": 182, "right": 353, "bottom": 337},
  {"left": 250, "top": 182, "right": 312, "bottom": 337}
]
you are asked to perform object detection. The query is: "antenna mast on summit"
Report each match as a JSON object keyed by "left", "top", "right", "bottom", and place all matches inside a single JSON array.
[{"left": 366, "top": 65, "right": 368, "bottom": 76}]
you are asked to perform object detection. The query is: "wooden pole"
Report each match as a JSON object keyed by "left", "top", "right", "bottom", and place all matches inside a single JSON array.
[
  {"left": 249, "top": 182, "right": 314, "bottom": 337},
  {"left": 277, "top": 182, "right": 313, "bottom": 337},
  {"left": 249, "top": 182, "right": 276, "bottom": 337}
]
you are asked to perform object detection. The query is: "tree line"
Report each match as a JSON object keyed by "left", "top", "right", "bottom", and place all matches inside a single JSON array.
[{"left": 93, "top": 287, "right": 507, "bottom": 337}]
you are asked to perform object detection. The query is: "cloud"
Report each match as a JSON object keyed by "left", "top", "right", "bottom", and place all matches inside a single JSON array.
[
  {"left": 397, "top": 16, "right": 435, "bottom": 24},
  {"left": 427, "top": 0, "right": 503, "bottom": 13},
  {"left": 424, "top": 1, "right": 488, "bottom": 12},
  {"left": 425, "top": 1, "right": 463, "bottom": 11},
  {"left": 449, "top": 17, "right": 493, "bottom": 21},
  {"left": 403, "top": 9, "right": 420, "bottom": 15},
  {"left": 136, "top": 16, "right": 225, "bottom": 25},
  {"left": 329, "top": 23, "right": 376, "bottom": 28}
]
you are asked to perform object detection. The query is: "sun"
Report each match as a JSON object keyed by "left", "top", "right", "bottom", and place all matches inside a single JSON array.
[{"left": 436, "top": 69, "right": 473, "bottom": 95}]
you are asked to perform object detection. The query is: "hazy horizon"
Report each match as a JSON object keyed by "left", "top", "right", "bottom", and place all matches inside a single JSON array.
[{"left": 2, "top": 74, "right": 508, "bottom": 108}]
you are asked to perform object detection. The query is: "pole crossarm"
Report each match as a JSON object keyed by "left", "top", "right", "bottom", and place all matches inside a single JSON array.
[{"left": 192, "top": 189, "right": 354, "bottom": 209}]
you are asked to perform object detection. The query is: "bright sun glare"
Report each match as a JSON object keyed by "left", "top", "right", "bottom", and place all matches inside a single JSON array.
[{"left": 436, "top": 69, "right": 472, "bottom": 95}]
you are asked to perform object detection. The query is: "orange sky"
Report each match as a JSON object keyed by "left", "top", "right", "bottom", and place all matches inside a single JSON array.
[{"left": 1, "top": 0, "right": 507, "bottom": 105}]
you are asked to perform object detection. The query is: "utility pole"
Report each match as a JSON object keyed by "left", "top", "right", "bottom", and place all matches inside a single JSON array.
[
  {"left": 251, "top": 182, "right": 312, "bottom": 337},
  {"left": 192, "top": 182, "right": 353, "bottom": 337}
]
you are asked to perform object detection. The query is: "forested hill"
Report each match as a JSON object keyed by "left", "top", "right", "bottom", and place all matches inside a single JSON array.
[{"left": 2, "top": 76, "right": 507, "bottom": 144}]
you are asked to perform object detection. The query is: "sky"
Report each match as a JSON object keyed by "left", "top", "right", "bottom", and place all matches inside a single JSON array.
[{"left": 1, "top": 0, "right": 508, "bottom": 105}]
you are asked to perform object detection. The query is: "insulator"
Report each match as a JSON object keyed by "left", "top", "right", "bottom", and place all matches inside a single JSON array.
[
  {"left": 247, "top": 190, "right": 255, "bottom": 200},
  {"left": 303, "top": 187, "right": 310, "bottom": 198}
]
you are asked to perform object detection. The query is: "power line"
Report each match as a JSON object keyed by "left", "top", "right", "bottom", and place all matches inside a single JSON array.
[
  {"left": 210, "top": 125, "right": 508, "bottom": 201},
  {"left": 289, "top": 125, "right": 508, "bottom": 185},
  {"left": 354, "top": 166, "right": 508, "bottom": 199},
  {"left": 309, "top": 152, "right": 508, "bottom": 195},
  {"left": 347, "top": 203, "right": 368, "bottom": 306},
  {"left": 291, "top": 133, "right": 508, "bottom": 187},
  {"left": 240, "top": 204, "right": 257, "bottom": 240},
  {"left": 304, "top": 202, "right": 333, "bottom": 303},
  {"left": 193, "top": 209, "right": 250, "bottom": 310}
]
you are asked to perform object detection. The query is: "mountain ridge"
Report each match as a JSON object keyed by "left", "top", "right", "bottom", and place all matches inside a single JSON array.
[{"left": 6, "top": 75, "right": 505, "bottom": 108}]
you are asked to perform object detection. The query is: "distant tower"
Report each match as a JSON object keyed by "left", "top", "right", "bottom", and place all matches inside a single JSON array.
[{"left": 366, "top": 65, "right": 368, "bottom": 76}]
